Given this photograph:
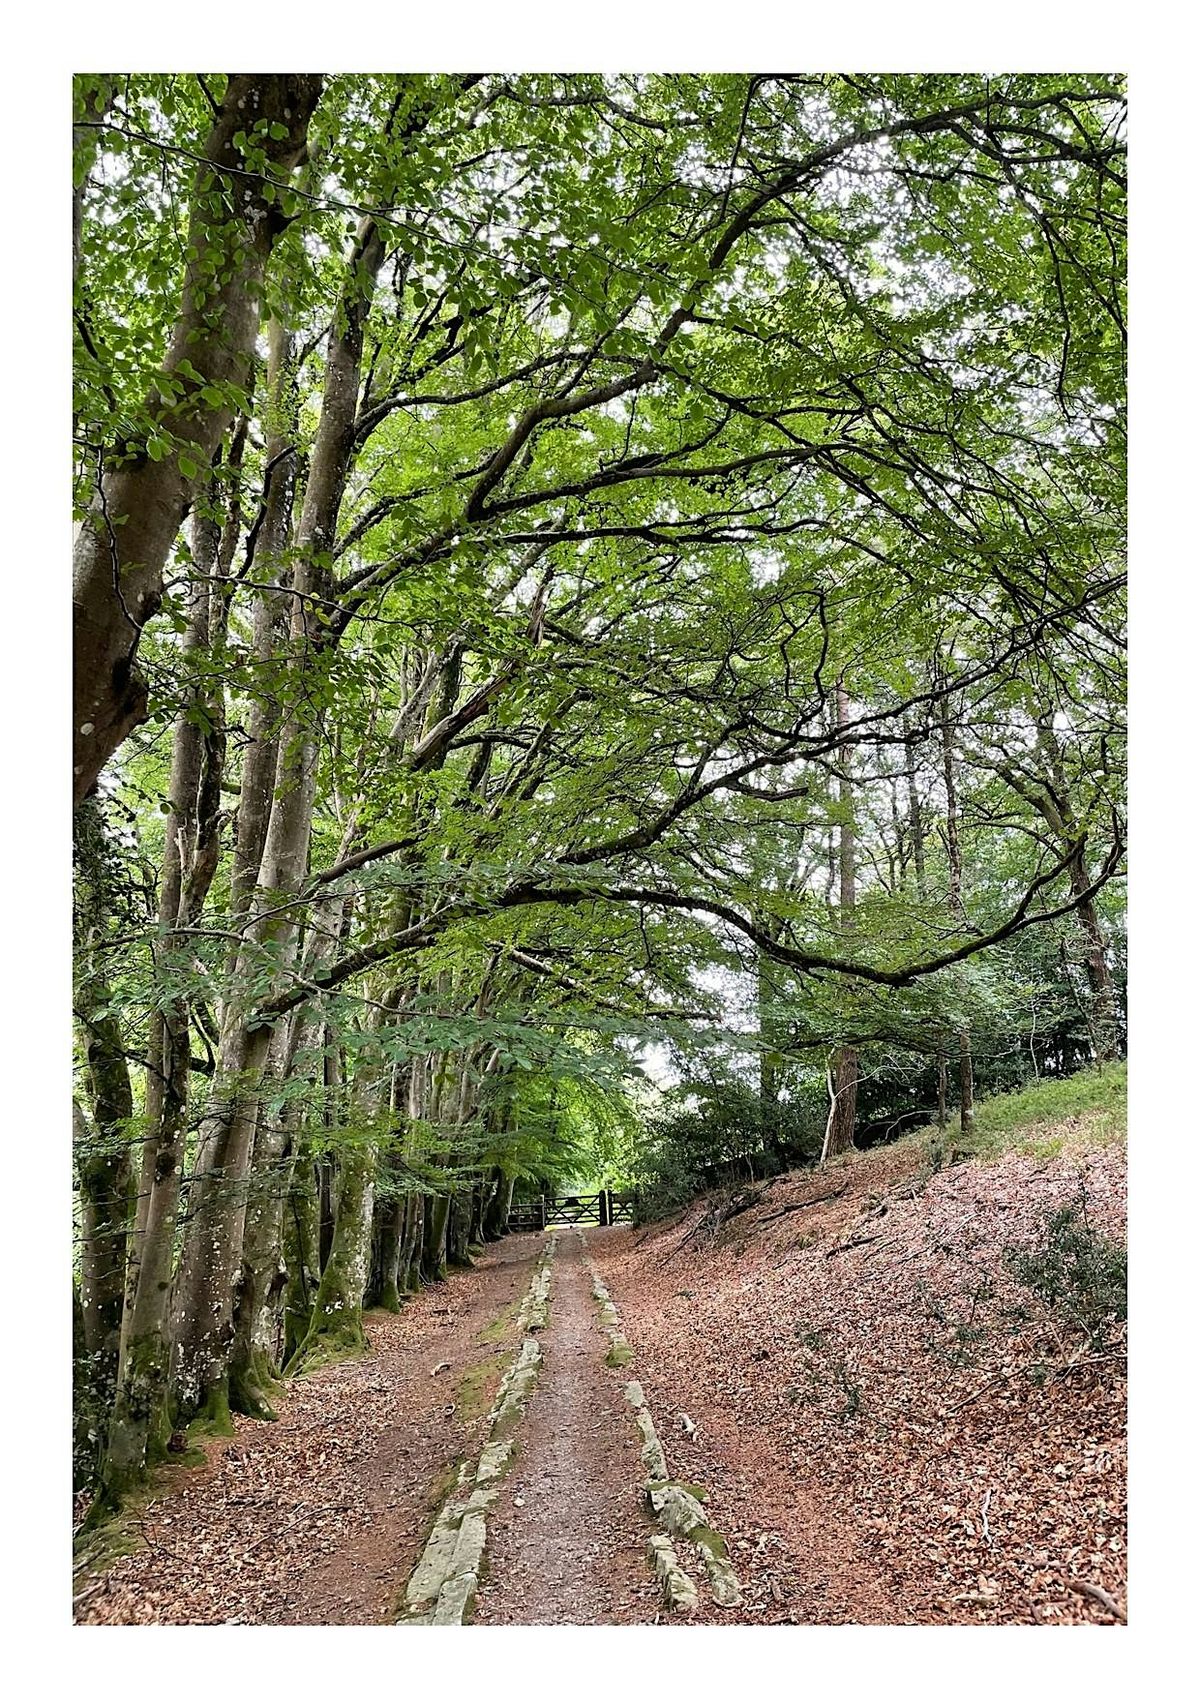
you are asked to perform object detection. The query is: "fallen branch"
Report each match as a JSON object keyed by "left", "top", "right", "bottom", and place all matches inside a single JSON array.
[
  {"left": 756, "top": 1183, "right": 849, "bottom": 1226},
  {"left": 1066, "top": 1578, "right": 1126, "bottom": 1623},
  {"left": 825, "top": 1233, "right": 881, "bottom": 1258}
]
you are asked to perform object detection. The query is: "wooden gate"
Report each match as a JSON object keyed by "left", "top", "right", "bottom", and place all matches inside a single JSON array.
[
  {"left": 507, "top": 1190, "right": 638, "bottom": 1230},
  {"left": 545, "top": 1192, "right": 604, "bottom": 1227}
]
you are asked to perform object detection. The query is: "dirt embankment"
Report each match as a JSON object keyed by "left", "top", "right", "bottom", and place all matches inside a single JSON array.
[{"left": 591, "top": 1139, "right": 1127, "bottom": 1626}]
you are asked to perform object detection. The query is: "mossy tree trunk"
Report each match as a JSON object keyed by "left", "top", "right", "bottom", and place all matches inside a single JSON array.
[
  {"left": 229, "top": 1019, "right": 303, "bottom": 1417},
  {"left": 283, "top": 1152, "right": 322, "bottom": 1363},
  {"left": 291, "top": 1142, "right": 375, "bottom": 1368}
]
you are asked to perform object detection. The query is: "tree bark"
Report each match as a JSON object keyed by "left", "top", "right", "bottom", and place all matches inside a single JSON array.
[
  {"left": 822, "top": 678, "right": 858, "bottom": 1160},
  {"left": 73, "top": 74, "right": 321, "bottom": 803}
]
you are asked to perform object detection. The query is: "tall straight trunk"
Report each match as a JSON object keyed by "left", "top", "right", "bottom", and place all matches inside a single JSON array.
[
  {"left": 755, "top": 908, "right": 788, "bottom": 1167},
  {"left": 1031, "top": 725, "right": 1120, "bottom": 1065},
  {"left": 283, "top": 1154, "right": 323, "bottom": 1363},
  {"left": 936, "top": 1050, "right": 948, "bottom": 1130},
  {"left": 371, "top": 1042, "right": 414, "bottom": 1310},
  {"left": 99, "top": 505, "right": 225, "bottom": 1505},
  {"left": 228, "top": 323, "right": 298, "bottom": 924},
  {"left": 447, "top": 1193, "right": 473, "bottom": 1267},
  {"left": 1067, "top": 857, "right": 1120, "bottom": 1062},
  {"left": 940, "top": 692, "right": 975, "bottom": 1133},
  {"left": 73, "top": 75, "right": 320, "bottom": 803},
  {"left": 229, "top": 1015, "right": 305, "bottom": 1416},
  {"left": 958, "top": 1030, "right": 975, "bottom": 1135},
  {"left": 482, "top": 1171, "right": 515, "bottom": 1241},
  {"left": 398, "top": 1190, "right": 425, "bottom": 1294},
  {"left": 73, "top": 849, "right": 136, "bottom": 1429},
  {"left": 372, "top": 1195, "right": 406, "bottom": 1312},
  {"left": 100, "top": 1005, "right": 190, "bottom": 1503},
  {"left": 423, "top": 1193, "right": 451, "bottom": 1283},
  {"left": 906, "top": 726, "right": 926, "bottom": 895},
  {"left": 291, "top": 1143, "right": 376, "bottom": 1368},
  {"left": 74, "top": 1059, "right": 131, "bottom": 1483},
  {"left": 822, "top": 678, "right": 858, "bottom": 1161}
]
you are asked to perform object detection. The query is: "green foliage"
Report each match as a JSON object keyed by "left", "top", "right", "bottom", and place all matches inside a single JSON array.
[
  {"left": 634, "top": 1081, "right": 825, "bottom": 1218},
  {"left": 1004, "top": 1189, "right": 1127, "bottom": 1349}
]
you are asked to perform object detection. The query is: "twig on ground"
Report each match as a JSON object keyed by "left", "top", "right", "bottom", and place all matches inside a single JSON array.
[
  {"left": 1066, "top": 1578, "right": 1126, "bottom": 1623},
  {"left": 826, "top": 1233, "right": 881, "bottom": 1258}
]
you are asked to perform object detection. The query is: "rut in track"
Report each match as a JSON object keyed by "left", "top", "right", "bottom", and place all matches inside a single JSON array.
[{"left": 472, "top": 1228, "right": 662, "bottom": 1624}]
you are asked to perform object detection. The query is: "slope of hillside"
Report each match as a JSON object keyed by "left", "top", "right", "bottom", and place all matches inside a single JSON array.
[{"left": 592, "top": 1069, "right": 1127, "bottom": 1625}]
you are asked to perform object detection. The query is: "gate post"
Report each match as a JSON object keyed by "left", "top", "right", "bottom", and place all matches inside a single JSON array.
[
  {"left": 599, "top": 1191, "right": 609, "bottom": 1226},
  {"left": 538, "top": 1193, "right": 547, "bottom": 1232}
]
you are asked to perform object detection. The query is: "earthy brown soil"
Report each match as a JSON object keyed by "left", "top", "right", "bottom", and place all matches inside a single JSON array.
[
  {"left": 592, "top": 1141, "right": 1127, "bottom": 1626},
  {"left": 472, "top": 1228, "right": 663, "bottom": 1624},
  {"left": 75, "top": 1234, "right": 538, "bottom": 1625}
]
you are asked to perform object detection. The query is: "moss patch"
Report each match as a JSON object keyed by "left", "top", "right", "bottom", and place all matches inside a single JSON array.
[
  {"left": 455, "top": 1356, "right": 504, "bottom": 1424},
  {"left": 476, "top": 1298, "right": 520, "bottom": 1346}
]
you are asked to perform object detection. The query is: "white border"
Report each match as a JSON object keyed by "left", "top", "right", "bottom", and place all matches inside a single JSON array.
[{"left": 6, "top": 5, "right": 1192, "bottom": 1684}]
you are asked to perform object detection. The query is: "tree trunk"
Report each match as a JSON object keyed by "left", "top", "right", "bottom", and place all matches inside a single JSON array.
[
  {"left": 229, "top": 1019, "right": 303, "bottom": 1416},
  {"left": 283, "top": 1156, "right": 322, "bottom": 1363},
  {"left": 958, "top": 1029, "right": 975, "bottom": 1136},
  {"left": 228, "top": 322, "right": 297, "bottom": 923},
  {"left": 940, "top": 691, "right": 975, "bottom": 1125},
  {"left": 423, "top": 1193, "right": 451, "bottom": 1283},
  {"left": 481, "top": 1168, "right": 514, "bottom": 1241},
  {"left": 399, "top": 1191, "right": 424, "bottom": 1294},
  {"left": 73, "top": 75, "right": 321, "bottom": 803},
  {"left": 292, "top": 1144, "right": 376, "bottom": 1367},
  {"left": 822, "top": 678, "right": 857, "bottom": 1161},
  {"left": 372, "top": 1195, "right": 406, "bottom": 1311},
  {"left": 447, "top": 1192, "right": 472, "bottom": 1267}
]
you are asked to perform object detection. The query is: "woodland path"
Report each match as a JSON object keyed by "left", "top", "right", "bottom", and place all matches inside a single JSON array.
[
  {"left": 77, "top": 1223, "right": 886, "bottom": 1627},
  {"left": 471, "top": 1228, "right": 662, "bottom": 1624}
]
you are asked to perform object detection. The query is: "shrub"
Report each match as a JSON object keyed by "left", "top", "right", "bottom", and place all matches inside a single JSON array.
[{"left": 1004, "top": 1187, "right": 1126, "bottom": 1350}]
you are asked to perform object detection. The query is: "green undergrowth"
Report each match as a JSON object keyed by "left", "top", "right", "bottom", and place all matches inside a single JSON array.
[{"left": 928, "top": 1062, "right": 1126, "bottom": 1167}]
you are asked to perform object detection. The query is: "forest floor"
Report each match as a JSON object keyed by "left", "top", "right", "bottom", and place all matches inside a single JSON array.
[
  {"left": 74, "top": 1235, "right": 538, "bottom": 1624},
  {"left": 75, "top": 1102, "right": 1126, "bottom": 1627},
  {"left": 593, "top": 1131, "right": 1127, "bottom": 1625}
]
